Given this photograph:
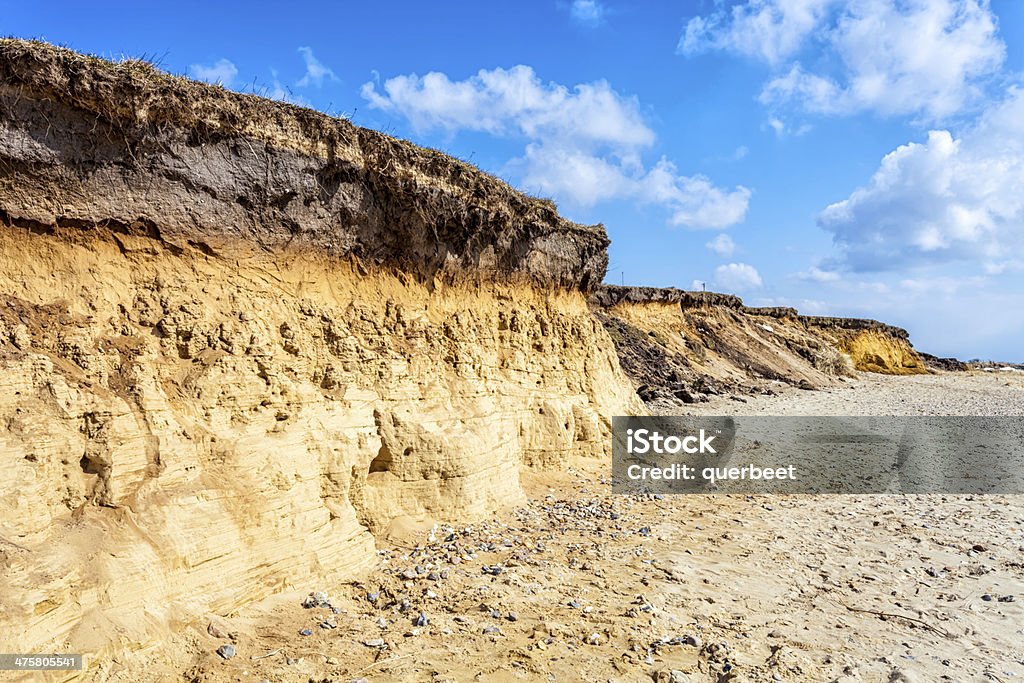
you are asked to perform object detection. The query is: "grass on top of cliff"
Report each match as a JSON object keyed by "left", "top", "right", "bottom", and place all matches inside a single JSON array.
[{"left": 0, "top": 37, "right": 587, "bottom": 239}]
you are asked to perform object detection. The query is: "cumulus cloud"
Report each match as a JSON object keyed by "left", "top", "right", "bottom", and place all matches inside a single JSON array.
[
  {"left": 706, "top": 233, "right": 737, "bottom": 256},
  {"left": 680, "top": 0, "right": 833, "bottom": 64},
  {"left": 362, "top": 65, "right": 653, "bottom": 147},
  {"left": 714, "top": 262, "right": 763, "bottom": 291},
  {"left": 683, "top": 0, "right": 1005, "bottom": 120},
  {"left": 296, "top": 46, "right": 338, "bottom": 87},
  {"left": 570, "top": 0, "right": 607, "bottom": 26},
  {"left": 189, "top": 58, "right": 238, "bottom": 86},
  {"left": 362, "top": 65, "right": 749, "bottom": 228},
  {"left": 818, "top": 86, "right": 1024, "bottom": 271}
]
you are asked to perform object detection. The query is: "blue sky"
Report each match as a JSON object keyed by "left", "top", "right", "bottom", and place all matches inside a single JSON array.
[{"left": 5, "top": 1, "right": 1024, "bottom": 360}]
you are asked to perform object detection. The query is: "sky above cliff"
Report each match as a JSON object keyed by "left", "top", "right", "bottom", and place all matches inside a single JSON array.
[{"left": 5, "top": 1, "right": 1024, "bottom": 360}]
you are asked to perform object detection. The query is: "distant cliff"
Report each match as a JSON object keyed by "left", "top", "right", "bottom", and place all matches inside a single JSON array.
[{"left": 589, "top": 285, "right": 928, "bottom": 408}]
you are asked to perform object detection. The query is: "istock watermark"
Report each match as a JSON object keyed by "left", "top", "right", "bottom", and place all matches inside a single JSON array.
[{"left": 612, "top": 416, "right": 1024, "bottom": 494}]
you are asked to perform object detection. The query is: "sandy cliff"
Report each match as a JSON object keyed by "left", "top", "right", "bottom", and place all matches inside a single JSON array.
[
  {"left": 591, "top": 285, "right": 926, "bottom": 410},
  {"left": 0, "top": 40, "right": 639, "bottom": 677}
]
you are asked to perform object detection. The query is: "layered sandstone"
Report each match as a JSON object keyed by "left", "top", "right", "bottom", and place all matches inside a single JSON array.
[{"left": 0, "top": 40, "right": 639, "bottom": 678}]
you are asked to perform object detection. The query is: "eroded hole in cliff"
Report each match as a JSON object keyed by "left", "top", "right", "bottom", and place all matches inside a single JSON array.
[
  {"left": 79, "top": 454, "right": 99, "bottom": 475},
  {"left": 368, "top": 447, "right": 393, "bottom": 475}
]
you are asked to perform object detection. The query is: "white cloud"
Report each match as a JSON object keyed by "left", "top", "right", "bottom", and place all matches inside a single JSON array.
[
  {"left": 714, "top": 262, "right": 763, "bottom": 291},
  {"left": 571, "top": 0, "right": 606, "bottom": 26},
  {"left": 362, "top": 65, "right": 749, "bottom": 228},
  {"left": 361, "top": 65, "right": 653, "bottom": 148},
  {"left": 681, "top": 0, "right": 834, "bottom": 64},
  {"left": 796, "top": 265, "right": 841, "bottom": 282},
  {"left": 263, "top": 69, "right": 308, "bottom": 106},
  {"left": 764, "top": 115, "right": 812, "bottom": 137},
  {"left": 684, "top": 0, "right": 1005, "bottom": 120},
  {"left": 189, "top": 58, "right": 238, "bottom": 86},
  {"left": 296, "top": 46, "right": 338, "bottom": 87},
  {"left": 706, "top": 233, "right": 737, "bottom": 256},
  {"left": 818, "top": 86, "right": 1024, "bottom": 271}
]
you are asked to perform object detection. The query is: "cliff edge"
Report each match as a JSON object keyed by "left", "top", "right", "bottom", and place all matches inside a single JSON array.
[{"left": 0, "top": 39, "right": 607, "bottom": 289}]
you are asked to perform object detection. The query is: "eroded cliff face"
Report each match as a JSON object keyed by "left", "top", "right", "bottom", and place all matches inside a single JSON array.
[
  {"left": 591, "top": 285, "right": 927, "bottom": 409},
  {"left": 0, "top": 41, "right": 639, "bottom": 677}
]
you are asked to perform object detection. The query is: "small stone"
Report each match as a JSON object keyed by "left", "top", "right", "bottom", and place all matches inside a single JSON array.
[
  {"left": 453, "top": 616, "right": 468, "bottom": 623},
  {"left": 362, "top": 638, "right": 386, "bottom": 648},
  {"left": 326, "top": 656, "right": 339, "bottom": 665},
  {"left": 506, "top": 612, "right": 518, "bottom": 622},
  {"left": 998, "top": 595, "right": 1015, "bottom": 603},
  {"left": 207, "top": 621, "right": 233, "bottom": 640},
  {"left": 376, "top": 617, "right": 388, "bottom": 629},
  {"left": 427, "top": 572, "right": 440, "bottom": 581},
  {"left": 299, "top": 628, "right": 313, "bottom": 636},
  {"left": 586, "top": 632, "right": 602, "bottom": 645},
  {"left": 972, "top": 544, "right": 987, "bottom": 552},
  {"left": 683, "top": 634, "right": 702, "bottom": 648},
  {"left": 655, "top": 671, "right": 689, "bottom": 683},
  {"left": 367, "top": 591, "right": 379, "bottom": 603},
  {"left": 982, "top": 594, "right": 994, "bottom": 601},
  {"left": 568, "top": 599, "right": 581, "bottom": 608},
  {"left": 483, "top": 626, "right": 502, "bottom": 635},
  {"left": 490, "top": 609, "right": 502, "bottom": 619},
  {"left": 402, "top": 569, "right": 418, "bottom": 580},
  {"left": 414, "top": 612, "right": 429, "bottom": 627},
  {"left": 320, "top": 618, "right": 337, "bottom": 629},
  {"left": 216, "top": 644, "right": 236, "bottom": 660}
]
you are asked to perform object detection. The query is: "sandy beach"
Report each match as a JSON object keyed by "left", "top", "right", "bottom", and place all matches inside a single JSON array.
[{"left": 171, "top": 372, "right": 1023, "bottom": 683}]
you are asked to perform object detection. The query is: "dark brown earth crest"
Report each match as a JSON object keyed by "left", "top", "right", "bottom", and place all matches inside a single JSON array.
[{"left": 0, "top": 39, "right": 607, "bottom": 290}]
